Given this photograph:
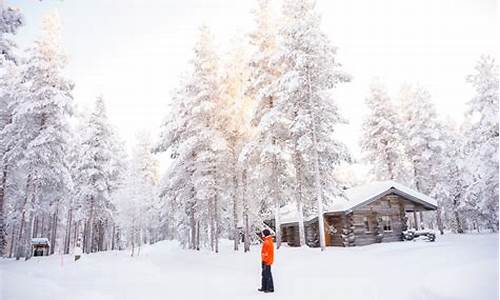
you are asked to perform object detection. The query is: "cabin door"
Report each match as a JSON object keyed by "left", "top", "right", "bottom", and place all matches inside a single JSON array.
[
  {"left": 324, "top": 219, "right": 332, "bottom": 246},
  {"left": 34, "top": 248, "right": 44, "bottom": 257}
]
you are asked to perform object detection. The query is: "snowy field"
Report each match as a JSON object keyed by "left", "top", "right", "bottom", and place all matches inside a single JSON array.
[{"left": 0, "top": 234, "right": 498, "bottom": 300}]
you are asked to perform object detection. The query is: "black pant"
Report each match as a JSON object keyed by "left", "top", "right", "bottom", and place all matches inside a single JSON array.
[{"left": 261, "top": 262, "right": 274, "bottom": 292}]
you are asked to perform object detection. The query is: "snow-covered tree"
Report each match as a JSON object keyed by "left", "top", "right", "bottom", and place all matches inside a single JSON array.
[
  {"left": 245, "top": 0, "right": 293, "bottom": 249},
  {"left": 398, "top": 85, "right": 445, "bottom": 195},
  {"left": 155, "top": 26, "right": 226, "bottom": 252},
  {"left": 8, "top": 12, "right": 73, "bottom": 259},
  {"left": 360, "top": 80, "right": 406, "bottom": 182},
  {"left": 218, "top": 41, "right": 253, "bottom": 251},
  {"left": 0, "top": 3, "right": 23, "bottom": 64},
  {"left": 464, "top": 55, "right": 499, "bottom": 231},
  {"left": 73, "top": 96, "right": 126, "bottom": 254},
  {"left": 115, "top": 132, "right": 159, "bottom": 256},
  {"left": 0, "top": 1, "right": 23, "bottom": 256},
  {"left": 275, "top": 0, "right": 351, "bottom": 250},
  {"left": 431, "top": 121, "right": 470, "bottom": 233},
  {"left": 0, "top": 61, "right": 23, "bottom": 257}
]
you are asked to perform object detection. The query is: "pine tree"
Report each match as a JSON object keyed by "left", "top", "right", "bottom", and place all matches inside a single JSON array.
[
  {"left": 399, "top": 85, "right": 445, "bottom": 195},
  {"left": 73, "top": 96, "right": 125, "bottom": 254},
  {"left": 360, "top": 80, "right": 406, "bottom": 182},
  {"left": 0, "top": 1, "right": 23, "bottom": 257},
  {"left": 0, "top": 3, "right": 23, "bottom": 64},
  {"left": 246, "top": 0, "right": 293, "bottom": 249},
  {"left": 465, "top": 55, "right": 499, "bottom": 231},
  {"left": 115, "top": 132, "right": 159, "bottom": 256},
  {"left": 10, "top": 12, "right": 73, "bottom": 259},
  {"left": 155, "top": 26, "right": 226, "bottom": 252},
  {"left": 433, "top": 121, "right": 469, "bottom": 233},
  {"left": 276, "top": 0, "right": 351, "bottom": 250},
  {"left": 219, "top": 41, "right": 253, "bottom": 251}
]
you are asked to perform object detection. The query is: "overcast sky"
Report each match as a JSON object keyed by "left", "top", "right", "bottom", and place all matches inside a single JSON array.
[{"left": 9, "top": 0, "right": 498, "bottom": 171}]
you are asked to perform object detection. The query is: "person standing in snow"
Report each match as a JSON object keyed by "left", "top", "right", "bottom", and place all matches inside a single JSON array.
[
  {"left": 74, "top": 239, "right": 83, "bottom": 261},
  {"left": 258, "top": 229, "right": 274, "bottom": 293}
]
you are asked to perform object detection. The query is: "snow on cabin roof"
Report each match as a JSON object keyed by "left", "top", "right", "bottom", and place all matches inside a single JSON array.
[
  {"left": 280, "top": 205, "right": 317, "bottom": 225},
  {"left": 329, "top": 180, "right": 438, "bottom": 212},
  {"left": 279, "top": 180, "right": 437, "bottom": 225},
  {"left": 32, "top": 238, "right": 50, "bottom": 245}
]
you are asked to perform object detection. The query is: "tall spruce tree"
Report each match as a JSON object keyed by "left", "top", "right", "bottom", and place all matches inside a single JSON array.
[
  {"left": 465, "top": 55, "right": 499, "bottom": 231},
  {"left": 275, "top": 0, "right": 351, "bottom": 250},
  {"left": 73, "top": 96, "right": 125, "bottom": 253},
  {"left": 11, "top": 12, "right": 73, "bottom": 259},
  {"left": 0, "top": 1, "right": 23, "bottom": 256},
  {"left": 360, "top": 80, "right": 406, "bottom": 182}
]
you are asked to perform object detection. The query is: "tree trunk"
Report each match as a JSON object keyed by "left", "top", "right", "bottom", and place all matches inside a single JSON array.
[
  {"left": 8, "top": 223, "right": 16, "bottom": 258},
  {"left": 413, "top": 164, "right": 420, "bottom": 191},
  {"left": 419, "top": 211, "right": 424, "bottom": 230},
  {"left": 311, "top": 135, "right": 326, "bottom": 251},
  {"left": 0, "top": 157, "right": 8, "bottom": 256},
  {"left": 306, "top": 70, "right": 326, "bottom": 251},
  {"left": 454, "top": 210, "right": 464, "bottom": 233},
  {"left": 32, "top": 215, "right": 39, "bottom": 239},
  {"left": 294, "top": 148, "right": 306, "bottom": 247},
  {"left": 25, "top": 215, "right": 34, "bottom": 260},
  {"left": 195, "top": 220, "right": 200, "bottom": 251},
  {"left": 232, "top": 173, "right": 239, "bottom": 251},
  {"left": 436, "top": 203, "right": 444, "bottom": 235},
  {"left": 87, "top": 197, "right": 95, "bottom": 254},
  {"left": 190, "top": 200, "right": 196, "bottom": 250},
  {"left": 209, "top": 197, "right": 214, "bottom": 252},
  {"left": 214, "top": 192, "right": 219, "bottom": 254},
  {"left": 452, "top": 194, "right": 464, "bottom": 233},
  {"left": 64, "top": 207, "right": 73, "bottom": 254},
  {"left": 271, "top": 157, "right": 281, "bottom": 249},
  {"left": 15, "top": 211, "right": 25, "bottom": 260},
  {"left": 50, "top": 209, "right": 58, "bottom": 255},
  {"left": 242, "top": 170, "right": 250, "bottom": 252},
  {"left": 15, "top": 177, "right": 31, "bottom": 260},
  {"left": 111, "top": 224, "right": 116, "bottom": 250},
  {"left": 130, "top": 230, "right": 135, "bottom": 257}
]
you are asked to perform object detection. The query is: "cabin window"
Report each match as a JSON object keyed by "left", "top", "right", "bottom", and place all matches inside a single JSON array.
[
  {"left": 382, "top": 216, "right": 392, "bottom": 232},
  {"left": 363, "top": 217, "right": 371, "bottom": 233}
]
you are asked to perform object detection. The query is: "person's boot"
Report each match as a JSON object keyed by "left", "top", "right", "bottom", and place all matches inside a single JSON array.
[{"left": 258, "top": 288, "right": 265, "bottom": 292}]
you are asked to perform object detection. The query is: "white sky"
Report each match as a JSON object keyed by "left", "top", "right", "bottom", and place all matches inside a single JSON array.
[{"left": 9, "top": 0, "right": 498, "bottom": 172}]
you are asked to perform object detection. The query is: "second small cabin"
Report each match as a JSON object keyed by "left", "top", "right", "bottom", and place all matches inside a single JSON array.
[{"left": 32, "top": 238, "right": 50, "bottom": 256}]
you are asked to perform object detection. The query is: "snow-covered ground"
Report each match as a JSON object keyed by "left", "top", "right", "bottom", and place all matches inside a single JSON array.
[{"left": 1, "top": 234, "right": 498, "bottom": 300}]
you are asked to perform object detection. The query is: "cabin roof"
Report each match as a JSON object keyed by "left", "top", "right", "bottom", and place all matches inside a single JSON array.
[
  {"left": 280, "top": 180, "right": 438, "bottom": 225},
  {"left": 32, "top": 238, "right": 50, "bottom": 245}
]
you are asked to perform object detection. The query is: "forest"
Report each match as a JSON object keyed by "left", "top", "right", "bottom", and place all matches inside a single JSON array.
[{"left": 0, "top": 0, "right": 498, "bottom": 259}]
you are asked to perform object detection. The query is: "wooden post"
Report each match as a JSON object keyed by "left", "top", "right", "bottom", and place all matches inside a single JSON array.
[
  {"left": 413, "top": 210, "right": 418, "bottom": 230},
  {"left": 419, "top": 211, "right": 424, "bottom": 230}
]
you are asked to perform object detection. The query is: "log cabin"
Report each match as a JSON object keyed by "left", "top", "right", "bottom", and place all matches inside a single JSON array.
[
  {"left": 32, "top": 238, "right": 50, "bottom": 256},
  {"left": 269, "top": 180, "right": 437, "bottom": 247}
]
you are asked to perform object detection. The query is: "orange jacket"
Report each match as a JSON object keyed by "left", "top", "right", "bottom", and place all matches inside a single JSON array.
[{"left": 261, "top": 236, "right": 274, "bottom": 265}]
